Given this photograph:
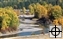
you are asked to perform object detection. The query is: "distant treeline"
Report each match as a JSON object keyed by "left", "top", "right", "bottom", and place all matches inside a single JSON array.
[{"left": 0, "top": 0, "right": 63, "bottom": 9}]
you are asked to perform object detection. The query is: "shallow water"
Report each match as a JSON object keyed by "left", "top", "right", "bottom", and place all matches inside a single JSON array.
[
  {"left": 17, "top": 23, "right": 49, "bottom": 36},
  {"left": 18, "top": 30, "right": 42, "bottom": 36}
]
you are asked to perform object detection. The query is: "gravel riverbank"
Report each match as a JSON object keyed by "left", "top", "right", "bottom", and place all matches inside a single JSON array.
[{"left": 1, "top": 33, "right": 63, "bottom": 39}]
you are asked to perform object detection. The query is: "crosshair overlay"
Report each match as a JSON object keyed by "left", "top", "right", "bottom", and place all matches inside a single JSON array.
[{"left": 49, "top": 25, "right": 62, "bottom": 38}]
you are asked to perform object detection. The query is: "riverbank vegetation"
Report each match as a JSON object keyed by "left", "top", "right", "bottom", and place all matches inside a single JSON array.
[
  {"left": 28, "top": 3, "right": 63, "bottom": 27},
  {"left": 0, "top": 0, "right": 63, "bottom": 33},
  {"left": 0, "top": 7, "right": 19, "bottom": 33}
]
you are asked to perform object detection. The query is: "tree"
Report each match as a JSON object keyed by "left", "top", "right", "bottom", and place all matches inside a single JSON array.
[
  {"left": 22, "top": 7, "right": 26, "bottom": 14},
  {"left": 29, "top": 5, "right": 34, "bottom": 15},
  {"left": 36, "top": 3, "right": 47, "bottom": 18},
  {"left": 44, "top": 4, "right": 53, "bottom": 16},
  {"left": 51, "top": 5, "right": 62, "bottom": 19},
  {"left": 0, "top": 7, "right": 19, "bottom": 32}
]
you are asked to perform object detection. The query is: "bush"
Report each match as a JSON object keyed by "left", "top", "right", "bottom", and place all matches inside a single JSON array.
[
  {"left": 53, "top": 17, "right": 63, "bottom": 27},
  {"left": 51, "top": 5, "right": 62, "bottom": 19},
  {"left": 36, "top": 3, "right": 47, "bottom": 18},
  {"left": 0, "top": 7, "right": 19, "bottom": 32},
  {"left": 29, "top": 5, "right": 34, "bottom": 15},
  {"left": 22, "top": 7, "right": 26, "bottom": 14}
]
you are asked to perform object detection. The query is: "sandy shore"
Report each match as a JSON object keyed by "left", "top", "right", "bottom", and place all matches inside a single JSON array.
[{"left": 1, "top": 33, "right": 63, "bottom": 39}]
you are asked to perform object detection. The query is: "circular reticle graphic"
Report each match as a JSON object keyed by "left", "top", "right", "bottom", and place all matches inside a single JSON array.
[{"left": 49, "top": 25, "right": 62, "bottom": 38}]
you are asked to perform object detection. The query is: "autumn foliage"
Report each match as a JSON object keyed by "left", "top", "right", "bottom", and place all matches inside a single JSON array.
[
  {"left": 36, "top": 3, "right": 47, "bottom": 18},
  {"left": 0, "top": 7, "right": 19, "bottom": 33},
  {"left": 29, "top": 3, "right": 63, "bottom": 27}
]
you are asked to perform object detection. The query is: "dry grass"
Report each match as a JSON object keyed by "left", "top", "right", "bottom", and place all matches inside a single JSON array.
[{"left": 14, "top": 9, "right": 21, "bottom": 16}]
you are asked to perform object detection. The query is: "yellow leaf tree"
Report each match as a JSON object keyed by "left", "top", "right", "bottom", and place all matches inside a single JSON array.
[
  {"left": 36, "top": 3, "right": 48, "bottom": 18},
  {"left": 22, "top": 7, "right": 26, "bottom": 14},
  {"left": 29, "top": 5, "right": 34, "bottom": 15},
  {"left": 51, "top": 5, "right": 62, "bottom": 19}
]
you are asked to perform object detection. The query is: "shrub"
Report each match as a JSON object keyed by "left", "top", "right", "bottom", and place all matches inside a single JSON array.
[
  {"left": 29, "top": 5, "right": 34, "bottom": 15},
  {"left": 22, "top": 7, "right": 26, "bottom": 14},
  {"left": 53, "top": 19, "right": 59, "bottom": 25},
  {"left": 0, "top": 7, "right": 19, "bottom": 32},
  {"left": 36, "top": 3, "right": 48, "bottom": 18},
  {"left": 51, "top": 5, "right": 62, "bottom": 19},
  {"left": 53, "top": 17, "right": 63, "bottom": 27}
]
